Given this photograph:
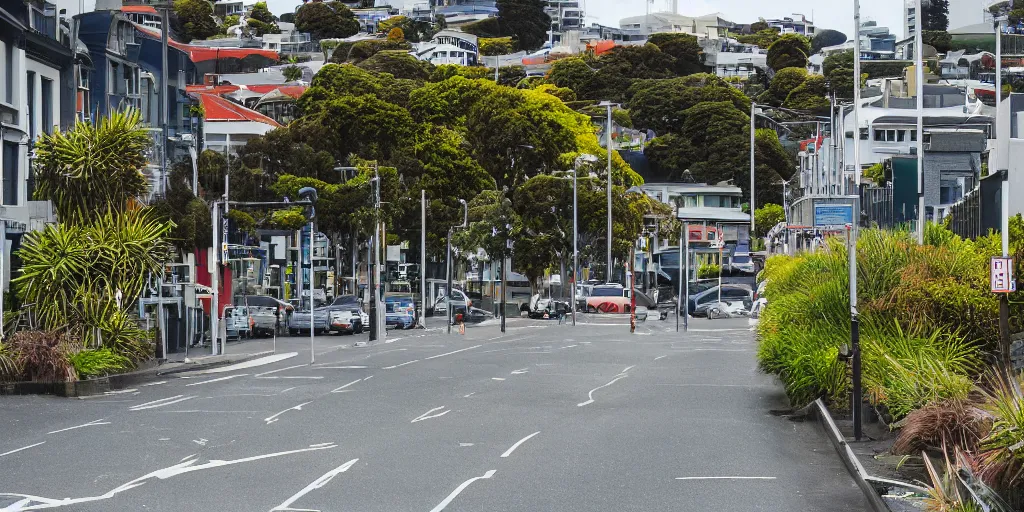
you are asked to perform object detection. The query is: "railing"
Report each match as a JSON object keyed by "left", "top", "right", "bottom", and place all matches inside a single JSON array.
[
  {"left": 861, "top": 186, "right": 894, "bottom": 229},
  {"left": 947, "top": 185, "right": 984, "bottom": 239}
]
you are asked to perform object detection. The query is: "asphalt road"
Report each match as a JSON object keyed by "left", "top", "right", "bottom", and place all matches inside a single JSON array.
[{"left": 0, "top": 316, "right": 869, "bottom": 512}]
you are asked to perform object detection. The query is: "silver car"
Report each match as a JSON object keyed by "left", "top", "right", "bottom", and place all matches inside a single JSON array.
[{"left": 288, "top": 309, "right": 330, "bottom": 335}]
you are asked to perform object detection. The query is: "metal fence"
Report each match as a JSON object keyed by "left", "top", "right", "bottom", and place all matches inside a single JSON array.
[
  {"left": 947, "top": 186, "right": 984, "bottom": 240},
  {"left": 861, "top": 186, "right": 894, "bottom": 229}
]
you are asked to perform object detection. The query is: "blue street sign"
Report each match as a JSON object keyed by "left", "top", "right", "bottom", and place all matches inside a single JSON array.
[{"left": 814, "top": 204, "right": 854, "bottom": 227}]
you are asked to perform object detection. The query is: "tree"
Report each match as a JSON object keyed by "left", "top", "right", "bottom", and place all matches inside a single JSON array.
[
  {"left": 922, "top": 30, "right": 952, "bottom": 53},
  {"left": 33, "top": 110, "right": 151, "bottom": 223},
  {"left": 172, "top": 0, "right": 218, "bottom": 42},
  {"left": 356, "top": 50, "right": 431, "bottom": 81},
  {"left": 247, "top": 1, "right": 280, "bottom": 35},
  {"left": 294, "top": 1, "right": 359, "bottom": 41},
  {"left": 647, "top": 33, "right": 707, "bottom": 75},
  {"left": 479, "top": 37, "right": 515, "bottom": 56},
  {"left": 463, "top": 0, "right": 551, "bottom": 52},
  {"left": 753, "top": 204, "right": 785, "bottom": 238},
  {"left": 387, "top": 27, "right": 405, "bottom": 42},
  {"left": 811, "top": 29, "right": 847, "bottom": 53},
  {"left": 735, "top": 28, "right": 781, "bottom": 49},
  {"left": 582, "top": 44, "right": 677, "bottom": 102},
  {"left": 783, "top": 75, "right": 830, "bottom": 113},
  {"left": 546, "top": 57, "right": 596, "bottom": 98},
  {"left": 758, "top": 67, "right": 810, "bottom": 106},
  {"left": 283, "top": 65, "right": 303, "bottom": 81},
  {"left": 767, "top": 33, "right": 811, "bottom": 71},
  {"left": 750, "top": 19, "right": 770, "bottom": 33},
  {"left": 279, "top": 12, "right": 294, "bottom": 23},
  {"left": 921, "top": 0, "right": 949, "bottom": 31},
  {"left": 627, "top": 73, "right": 750, "bottom": 135}
]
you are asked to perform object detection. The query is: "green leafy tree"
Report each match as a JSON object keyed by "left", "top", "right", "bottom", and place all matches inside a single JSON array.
[
  {"left": 647, "top": 33, "right": 707, "bottom": 75},
  {"left": 758, "top": 67, "right": 810, "bottom": 106},
  {"left": 294, "top": 1, "right": 359, "bottom": 41},
  {"left": 479, "top": 37, "right": 515, "bottom": 56},
  {"left": 750, "top": 20, "right": 770, "bottom": 33},
  {"left": 766, "top": 33, "right": 811, "bottom": 71},
  {"left": 387, "top": 27, "right": 405, "bottom": 42},
  {"left": 279, "top": 12, "right": 294, "bottom": 23},
  {"left": 922, "top": 0, "right": 949, "bottom": 31},
  {"left": 247, "top": 1, "right": 279, "bottom": 35},
  {"left": 172, "top": 0, "right": 219, "bottom": 42},
  {"left": 783, "top": 74, "right": 830, "bottom": 113},
  {"left": 811, "top": 29, "right": 847, "bottom": 53},
  {"left": 33, "top": 110, "right": 150, "bottom": 223},
  {"left": 356, "top": 50, "right": 431, "bottom": 80},
  {"left": 463, "top": 0, "right": 551, "bottom": 52},
  {"left": 627, "top": 73, "right": 751, "bottom": 135},
  {"left": 735, "top": 28, "right": 781, "bottom": 49},
  {"left": 922, "top": 30, "right": 952, "bottom": 53},
  {"left": 546, "top": 57, "right": 596, "bottom": 98},
  {"left": 283, "top": 65, "right": 303, "bottom": 81},
  {"left": 753, "top": 204, "right": 785, "bottom": 238}
]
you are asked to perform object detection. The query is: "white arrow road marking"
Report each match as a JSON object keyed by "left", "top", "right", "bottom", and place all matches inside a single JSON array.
[
  {"left": 264, "top": 402, "right": 314, "bottom": 425},
  {"left": 331, "top": 379, "right": 361, "bottom": 393},
  {"left": 129, "top": 395, "right": 196, "bottom": 411},
  {"left": 577, "top": 375, "right": 628, "bottom": 407},
  {"left": 0, "top": 444, "right": 338, "bottom": 511},
  {"left": 0, "top": 442, "right": 45, "bottom": 458},
  {"left": 411, "top": 406, "right": 450, "bottom": 423},
  {"left": 429, "top": 470, "right": 496, "bottom": 512},
  {"left": 184, "top": 374, "right": 248, "bottom": 386},
  {"left": 46, "top": 419, "right": 110, "bottom": 435},
  {"left": 500, "top": 432, "right": 540, "bottom": 458},
  {"left": 270, "top": 458, "right": 359, "bottom": 512},
  {"left": 194, "top": 352, "right": 298, "bottom": 374}
]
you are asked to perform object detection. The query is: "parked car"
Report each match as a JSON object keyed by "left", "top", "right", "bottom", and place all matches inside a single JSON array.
[
  {"left": 320, "top": 295, "right": 365, "bottom": 333},
  {"left": 385, "top": 295, "right": 417, "bottom": 329},
  {"left": 583, "top": 284, "right": 631, "bottom": 313},
  {"left": 224, "top": 306, "right": 276, "bottom": 339},
  {"left": 288, "top": 309, "right": 330, "bottom": 335},
  {"left": 730, "top": 252, "right": 755, "bottom": 275},
  {"left": 688, "top": 285, "right": 753, "bottom": 317},
  {"left": 528, "top": 294, "right": 570, "bottom": 319},
  {"left": 398, "top": 263, "right": 419, "bottom": 281}
]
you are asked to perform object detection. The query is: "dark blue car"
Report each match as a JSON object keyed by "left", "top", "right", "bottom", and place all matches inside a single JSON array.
[{"left": 385, "top": 295, "right": 417, "bottom": 330}]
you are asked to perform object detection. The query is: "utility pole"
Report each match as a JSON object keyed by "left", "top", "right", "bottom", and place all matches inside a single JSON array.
[
  {"left": 850, "top": 0, "right": 863, "bottom": 441},
  {"left": 369, "top": 164, "right": 380, "bottom": 342},
  {"left": 683, "top": 223, "right": 689, "bottom": 332},
  {"left": 210, "top": 202, "right": 220, "bottom": 356},
  {"left": 160, "top": 5, "right": 169, "bottom": 196},
  {"left": 572, "top": 160, "right": 578, "bottom": 327},
  {"left": 915, "top": 0, "right": 925, "bottom": 243},
  {"left": 852, "top": 0, "right": 862, "bottom": 196},
  {"left": 750, "top": 102, "right": 756, "bottom": 235},
  {"left": 309, "top": 219, "right": 315, "bottom": 364},
  {"left": 604, "top": 101, "right": 614, "bottom": 282},
  {"left": 997, "top": 15, "right": 1013, "bottom": 373},
  {"left": 421, "top": 189, "right": 426, "bottom": 329}
]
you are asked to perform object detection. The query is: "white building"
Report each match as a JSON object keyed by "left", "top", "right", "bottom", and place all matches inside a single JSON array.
[
  {"left": 545, "top": 0, "right": 584, "bottom": 46},
  {"left": 702, "top": 38, "right": 766, "bottom": 78},
  {"left": 619, "top": 12, "right": 732, "bottom": 39},
  {"left": 985, "top": 93, "right": 1024, "bottom": 219},
  {"left": 766, "top": 14, "right": 815, "bottom": 37},
  {"left": 412, "top": 30, "right": 479, "bottom": 66},
  {"left": 195, "top": 93, "right": 280, "bottom": 155}
]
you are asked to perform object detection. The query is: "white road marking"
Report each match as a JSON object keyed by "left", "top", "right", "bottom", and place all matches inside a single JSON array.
[
  {"left": 184, "top": 374, "right": 248, "bottom": 386},
  {"left": 195, "top": 352, "right": 298, "bottom": 374},
  {"left": 675, "top": 476, "right": 776, "bottom": 481},
  {"left": 500, "top": 432, "right": 540, "bottom": 458},
  {"left": 315, "top": 366, "right": 368, "bottom": 369},
  {"left": 424, "top": 344, "right": 483, "bottom": 360},
  {"left": 382, "top": 359, "right": 419, "bottom": 370},
  {"left": 102, "top": 389, "right": 137, "bottom": 395},
  {"left": 491, "top": 378, "right": 505, "bottom": 381},
  {"left": 459, "top": 443, "right": 474, "bottom": 447},
  {"left": 193, "top": 439, "right": 207, "bottom": 446},
  {"left": 309, "top": 443, "right": 334, "bottom": 448},
  {"left": 0, "top": 442, "right": 45, "bottom": 458},
  {"left": 264, "top": 402, "right": 313, "bottom": 425},
  {"left": 654, "top": 355, "right": 667, "bottom": 361},
  {"left": 363, "top": 375, "right": 373, "bottom": 381},
  {"left": 46, "top": 419, "right": 110, "bottom": 435},
  {"left": 560, "top": 344, "right": 578, "bottom": 349},
  {"left": 429, "top": 469, "right": 496, "bottom": 512},
  {"left": 621, "top": 365, "right": 635, "bottom": 373},
  {"left": 255, "top": 365, "right": 306, "bottom": 377},
  {"left": 0, "top": 444, "right": 338, "bottom": 511},
  {"left": 139, "top": 381, "right": 167, "bottom": 387},
  {"left": 577, "top": 375, "right": 628, "bottom": 407},
  {"left": 258, "top": 376, "right": 324, "bottom": 380},
  {"left": 331, "top": 379, "right": 362, "bottom": 393},
  {"left": 510, "top": 368, "right": 529, "bottom": 375},
  {"left": 280, "top": 387, "right": 297, "bottom": 394},
  {"left": 129, "top": 396, "right": 195, "bottom": 411},
  {"left": 411, "top": 406, "right": 450, "bottom": 423},
  {"left": 270, "top": 458, "right": 359, "bottom": 512},
  {"left": 463, "top": 392, "right": 475, "bottom": 398}
]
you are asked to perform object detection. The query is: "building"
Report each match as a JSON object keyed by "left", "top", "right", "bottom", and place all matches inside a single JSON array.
[
  {"left": 544, "top": 0, "right": 583, "bottom": 46},
  {"left": 984, "top": 93, "right": 1024, "bottom": 221},
  {"left": 619, "top": 12, "right": 733, "bottom": 39},
  {"left": 859, "top": 21, "right": 897, "bottom": 57},
  {"left": 702, "top": 38, "right": 766, "bottom": 78},
  {"left": 907, "top": 0, "right": 987, "bottom": 38},
  {"left": 766, "top": 14, "right": 815, "bottom": 37},
  {"left": 193, "top": 92, "right": 279, "bottom": 155},
  {"left": 580, "top": 23, "right": 647, "bottom": 45},
  {"left": 412, "top": 30, "right": 479, "bottom": 66}
]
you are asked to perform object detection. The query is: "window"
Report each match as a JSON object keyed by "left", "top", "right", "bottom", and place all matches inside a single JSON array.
[
  {"left": 704, "top": 195, "right": 721, "bottom": 207},
  {"left": 897, "top": 130, "right": 906, "bottom": 142},
  {"left": 41, "top": 78, "right": 52, "bottom": 134},
  {"left": 27, "top": 72, "right": 36, "bottom": 140},
  {"left": 910, "top": 129, "right": 917, "bottom": 142},
  {"left": 3, "top": 42, "right": 12, "bottom": 104},
  {"left": 859, "top": 127, "right": 869, "bottom": 140},
  {"left": 684, "top": 195, "right": 697, "bottom": 207},
  {"left": 3, "top": 142, "right": 18, "bottom": 206}
]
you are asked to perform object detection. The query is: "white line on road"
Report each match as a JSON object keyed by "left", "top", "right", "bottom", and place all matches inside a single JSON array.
[
  {"left": 654, "top": 355, "right": 667, "bottom": 361},
  {"left": 411, "top": 406, "right": 450, "bottom": 423},
  {"left": 139, "top": 381, "right": 167, "bottom": 386},
  {"left": 621, "top": 365, "right": 635, "bottom": 373},
  {"left": 0, "top": 442, "right": 45, "bottom": 458},
  {"left": 46, "top": 419, "right": 110, "bottom": 435},
  {"left": 315, "top": 366, "right": 368, "bottom": 369},
  {"left": 500, "top": 432, "right": 540, "bottom": 458},
  {"left": 675, "top": 476, "right": 776, "bottom": 481},
  {"left": 129, "top": 395, "right": 196, "bottom": 411},
  {"left": 382, "top": 359, "right": 419, "bottom": 370},
  {"left": 510, "top": 368, "right": 529, "bottom": 375},
  {"left": 331, "top": 379, "right": 362, "bottom": 393},
  {"left": 577, "top": 375, "right": 628, "bottom": 407},
  {"left": 258, "top": 376, "right": 324, "bottom": 380},
  {"left": 463, "top": 392, "right": 475, "bottom": 398},
  {"left": 255, "top": 364, "right": 306, "bottom": 377},
  {"left": 363, "top": 375, "right": 373, "bottom": 381},
  {"left": 491, "top": 378, "right": 505, "bottom": 381},
  {"left": 102, "top": 389, "right": 137, "bottom": 395},
  {"left": 429, "top": 469, "right": 496, "bottom": 512},
  {"left": 264, "top": 402, "right": 313, "bottom": 425},
  {"left": 270, "top": 458, "right": 359, "bottom": 511},
  {"left": 196, "top": 352, "right": 298, "bottom": 374},
  {"left": 184, "top": 374, "right": 249, "bottom": 386},
  {"left": 424, "top": 345, "right": 483, "bottom": 360}
]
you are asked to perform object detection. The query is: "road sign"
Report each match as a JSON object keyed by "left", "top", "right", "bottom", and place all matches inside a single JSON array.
[
  {"left": 814, "top": 204, "right": 854, "bottom": 228},
  {"left": 991, "top": 257, "right": 1016, "bottom": 293}
]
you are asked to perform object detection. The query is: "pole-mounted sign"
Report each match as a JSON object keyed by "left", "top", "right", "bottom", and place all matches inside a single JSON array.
[{"left": 991, "top": 257, "right": 1016, "bottom": 293}]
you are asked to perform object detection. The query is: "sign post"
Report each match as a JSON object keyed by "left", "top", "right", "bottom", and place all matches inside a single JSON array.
[{"left": 991, "top": 257, "right": 1016, "bottom": 294}]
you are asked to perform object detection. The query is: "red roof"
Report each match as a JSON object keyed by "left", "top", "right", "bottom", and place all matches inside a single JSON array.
[
  {"left": 196, "top": 93, "right": 281, "bottom": 127},
  {"left": 122, "top": 5, "right": 157, "bottom": 13},
  {"left": 132, "top": 23, "right": 280, "bottom": 62},
  {"left": 186, "top": 84, "right": 240, "bottom": 95},
  {"left": 245, "top": 85, "right": 306, "bottom": 98}
]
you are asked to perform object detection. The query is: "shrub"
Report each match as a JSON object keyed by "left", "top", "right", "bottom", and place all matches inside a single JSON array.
[
  {"left": 697, "top": 263, "right": 720, "bottom": 279},
  {"left": 892, "top": 399, "right": 991, "bottom": 455},
  {"left": 69, "top": 348, "right": 132, "bottom": 379},
  {"left": 977, "top": 372, "right": 1024, "bottom": 500},
  {"left": 10, "top": 330, "right": 76, "bottom": 382},
  {"left": 0, "top": 339, "right": 20, "bottom": 381}
]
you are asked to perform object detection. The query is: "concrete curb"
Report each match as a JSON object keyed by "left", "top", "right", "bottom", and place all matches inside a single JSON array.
[
  {"left": 811, "top": 398, "right": 894, "bottom": 512},
  {"left": 0, "top": 350, "right": 276, "bottom": 398}
]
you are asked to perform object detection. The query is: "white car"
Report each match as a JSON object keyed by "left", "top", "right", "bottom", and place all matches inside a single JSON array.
[{"left": 731, "top": 253, "right": 755, "bottom": 274}]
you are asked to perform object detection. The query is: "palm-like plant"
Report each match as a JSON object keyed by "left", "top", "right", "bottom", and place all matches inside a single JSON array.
[{"left": 32, "top": 109, "right": 150, "bottom": 223}]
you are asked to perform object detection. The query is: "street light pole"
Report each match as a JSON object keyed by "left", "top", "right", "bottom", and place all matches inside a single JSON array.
[
  {"left": 915, "top": 0, "right": 925, "bottom": 244},
  {"left": 683, "top": 222, "right": 689, "bottom": 332},
  {"left": 369, "top": 165, "right": 380, "bottom": 343},
  {"left": 750, "top": 101, "right": 756, "bottom": 236},
  {"left": 602, "top": 101, "right": 614, "bottom": 282},
  {"left": 309, "top": 219, "right": 314, "bottom": 364},
  {"left": 852, "top": 0, "right": 862, "bottom": 195},
  {"left": 421, "top": 189, "right": 426, "bottom": 329},
  {"left": 572, "top": 160, "right": 578, "bottom": 327}
]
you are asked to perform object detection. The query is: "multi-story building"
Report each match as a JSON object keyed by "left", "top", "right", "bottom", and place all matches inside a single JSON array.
[
  {"left": 619, "top": 12, "right": 734, "bottom": 39},
  {"left": 766, "top": 14, "right": 815, "bottom": 37},
  {"left": 702, "top": 38, "right": 767, "bottom": 78},
  {"left": 544, "top": 0, "right": 583, "bottom": 46},
  {"left": 907, "top": 0, "right": 987, "bottom": 38},
  {"left": 413, "top": 30, "right": 479, "bottom": 66},
  {"left": 580, "top": 23, "right": 647, "bottom": 45}
]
